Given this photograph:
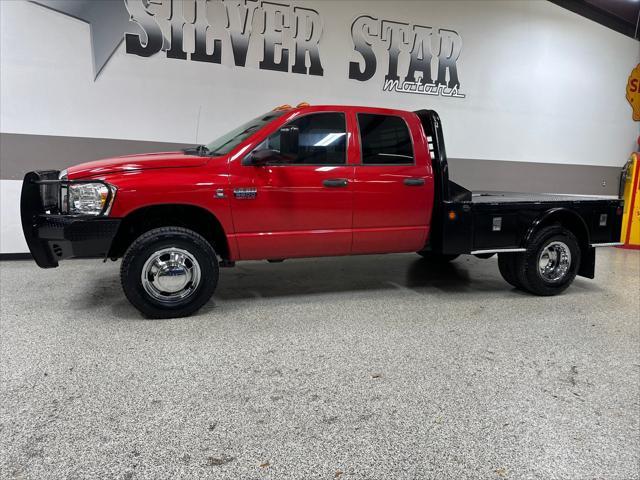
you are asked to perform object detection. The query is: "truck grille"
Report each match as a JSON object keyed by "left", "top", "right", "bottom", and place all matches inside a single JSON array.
[{"left": 36, "top": 171, "right": 61, "bottom": 213}]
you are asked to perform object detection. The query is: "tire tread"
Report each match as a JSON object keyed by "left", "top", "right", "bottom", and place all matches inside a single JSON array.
[
  {"left": 120, "top": 226, "right": 218, "bottom": 318},
  {"left": 498, "top": 253, "right": 523, "bottom": 289},
  {"left": 516, "top": 225, "right": 580, "bottom": 296}
]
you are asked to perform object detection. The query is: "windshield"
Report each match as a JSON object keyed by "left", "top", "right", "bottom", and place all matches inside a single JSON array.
[{"left": 205, "top": 111, "right": 286, "bottom": 155}]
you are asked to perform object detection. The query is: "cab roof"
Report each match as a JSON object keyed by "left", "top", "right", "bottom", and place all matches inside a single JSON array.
[{"left": 271, "top": 103, "right": 415, "bottom": 116}]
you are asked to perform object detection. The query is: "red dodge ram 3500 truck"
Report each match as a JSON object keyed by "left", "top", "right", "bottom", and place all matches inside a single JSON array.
[{"left": 21, "top": 105, "right": 623, "bottom": 318}]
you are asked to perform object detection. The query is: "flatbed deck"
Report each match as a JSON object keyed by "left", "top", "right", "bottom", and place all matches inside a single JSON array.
[
  {"left": 438, "top": 190, "right": 623, "bottom": 261},
  {"left": 416, "top": 108, "right": 623, "bottom": 269},
  {"left": 470, "top": 192, "right": 619, "bottom": 205}
]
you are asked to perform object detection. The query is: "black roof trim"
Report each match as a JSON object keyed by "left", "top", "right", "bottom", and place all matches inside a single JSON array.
[{"left": 549, "top": 0, "right": 639, "bottom": 40}]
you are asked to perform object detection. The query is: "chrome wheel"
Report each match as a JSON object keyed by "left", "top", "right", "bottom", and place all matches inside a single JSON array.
[
  {"left": 141, "top": 247, "right": 201, "bottom": 304},
  {"left": 537, "top": 241, "right": 571, "bottom": 283}
]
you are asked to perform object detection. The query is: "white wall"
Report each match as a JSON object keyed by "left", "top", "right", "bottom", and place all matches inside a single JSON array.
[
  {"left": 1, "top": 0, "right": 639, "bottom": 253},
  {"left": 2, "top": 0, "right": 638, "bottom": 164}
]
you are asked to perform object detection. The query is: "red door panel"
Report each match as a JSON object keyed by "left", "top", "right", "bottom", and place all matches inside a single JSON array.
[
  {"left": 228, "top": 165, "right": 353, "bottom": 260},
  {"left": 352, "top": 165, "right": 431, "bottom": 253}
]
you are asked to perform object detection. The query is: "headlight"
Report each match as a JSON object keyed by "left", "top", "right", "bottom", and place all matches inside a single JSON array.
[{"left": 66, "top": 182, "right": 116, "bottom": 215}]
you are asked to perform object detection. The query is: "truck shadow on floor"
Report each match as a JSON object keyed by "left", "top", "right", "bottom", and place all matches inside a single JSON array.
[
  {"left": 210, "top": 253, "right": 599, "bottom": 303},
  {"left": 214, "top": 255, "right": 514, "bottom": 300},
  {"left": 74, "top": 253, "right": 601, "bottom": 319}
]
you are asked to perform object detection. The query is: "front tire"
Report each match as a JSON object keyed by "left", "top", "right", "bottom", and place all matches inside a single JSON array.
[
  {"left": 120, "top": 227, "right": 219, "bottom": 318},
  {"left": 516, "top": 225, "right": 580, "bottom": 296}
]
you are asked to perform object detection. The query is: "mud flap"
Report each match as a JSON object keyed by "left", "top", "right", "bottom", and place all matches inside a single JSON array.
[{"left": 577, "top": 246, "right": 595, "bottom": 279}]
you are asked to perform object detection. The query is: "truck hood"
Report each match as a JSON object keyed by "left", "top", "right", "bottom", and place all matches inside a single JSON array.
[{"left": 66, "top": 151, "right": 209, "bottom": 178}]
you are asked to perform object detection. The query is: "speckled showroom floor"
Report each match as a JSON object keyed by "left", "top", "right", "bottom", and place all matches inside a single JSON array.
[{"left": 1, "top": 248, "right": 639, "bottom": 480}]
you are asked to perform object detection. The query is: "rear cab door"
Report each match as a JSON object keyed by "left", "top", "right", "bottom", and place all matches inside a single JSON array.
[{"left": 350, "top": 108, "right": 434, "bottom": 254}]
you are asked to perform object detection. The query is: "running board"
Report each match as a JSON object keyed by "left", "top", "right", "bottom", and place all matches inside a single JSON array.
[{"left": 470, "top": 248, "right": 526, "bottom": 255}]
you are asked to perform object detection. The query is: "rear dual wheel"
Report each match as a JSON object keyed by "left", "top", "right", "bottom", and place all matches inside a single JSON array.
[
  {"left": 498, "top": 253, "right": 522, "bottom": 289},
  {"left": 498, "top": 225, "right": 580, "bottom": 296}
]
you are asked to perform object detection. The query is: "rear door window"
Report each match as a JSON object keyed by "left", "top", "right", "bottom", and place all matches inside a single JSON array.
[{"left": 357, "top": 114, "right": 414, "bottom": 165}]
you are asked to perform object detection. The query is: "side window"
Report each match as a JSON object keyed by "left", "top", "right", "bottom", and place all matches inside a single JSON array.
[
  {"left": 265, "top": 112, "right": 346, "bottom": 165},
  {"left": 357, "top": 114, "right": 414, "bottom": 165}
]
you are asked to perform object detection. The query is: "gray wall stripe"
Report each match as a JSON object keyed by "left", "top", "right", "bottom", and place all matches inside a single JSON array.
[
  {"left": 0, "top": 133, "right": 192, "bottom": 180},
  {"left": 0, "top": 132, "right": 623, "bottom": 195},
  {"left": 448, "top": 158, "right": 622, "bottom": 196}
]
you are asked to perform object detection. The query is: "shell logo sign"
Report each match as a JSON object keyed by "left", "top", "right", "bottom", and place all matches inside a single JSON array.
[{"left": 627, "top": 64, "right": 640, "bottom": 121}]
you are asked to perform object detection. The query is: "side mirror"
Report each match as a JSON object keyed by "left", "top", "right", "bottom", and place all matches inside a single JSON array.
[
  {"left": 280, "top": 125, "right": 299, "bottom": 157},
  {"left": 245, "top": 149, "right": 279, "bottom": 166}
]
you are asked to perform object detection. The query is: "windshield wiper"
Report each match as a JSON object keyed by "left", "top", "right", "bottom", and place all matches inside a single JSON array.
[{"left": 182, "top": 144, "right": 211, "bottom": 156}]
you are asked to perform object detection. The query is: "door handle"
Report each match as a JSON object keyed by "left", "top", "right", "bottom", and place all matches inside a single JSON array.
[
  {"left": 323, "top": 178, "right": 348, "bottom": 188},
  {"left": 404, "top": 178, "right": 425, "bottom": 186}
]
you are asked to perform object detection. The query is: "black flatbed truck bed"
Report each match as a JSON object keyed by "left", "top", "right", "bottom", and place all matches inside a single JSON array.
[{"left": 416, "top": 110, "right": 623, "bottom": 288}]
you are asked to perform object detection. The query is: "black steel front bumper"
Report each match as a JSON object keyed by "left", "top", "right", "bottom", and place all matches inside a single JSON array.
[{"left": 20, "top": 171, "right": 121, "bottom": 268}]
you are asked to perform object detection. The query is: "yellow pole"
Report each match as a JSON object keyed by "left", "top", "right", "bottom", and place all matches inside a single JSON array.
[{"left": 620, "top": 152, "right": 640, "bottom": 248}]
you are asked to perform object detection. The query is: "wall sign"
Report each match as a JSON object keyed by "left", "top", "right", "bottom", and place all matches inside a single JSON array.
[
  {"left": 124, "top": 0, "right": 324, "bottom": 76},
  {"left": 349, "top": 15, "right": 465, "bottom": 98},
  {"left": 30, "top": 0, "right": 465, "bottom": 99}
]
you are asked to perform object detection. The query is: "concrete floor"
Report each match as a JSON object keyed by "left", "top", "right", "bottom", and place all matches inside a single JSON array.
[{"left": 0, "top": 248, "right": 638, "bottom": 480}]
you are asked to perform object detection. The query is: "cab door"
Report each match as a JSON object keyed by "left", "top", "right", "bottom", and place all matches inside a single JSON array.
[
  {"left": 351, "top": 111, "right": 432, "bottom": 254},
  {"left": 228, "top": 111, "right": 354, "bottom": 260}
]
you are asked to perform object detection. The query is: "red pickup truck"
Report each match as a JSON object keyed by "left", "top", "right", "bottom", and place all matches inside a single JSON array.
[{"left": 21, "top": 105, "right": 623, "bottom": 318}]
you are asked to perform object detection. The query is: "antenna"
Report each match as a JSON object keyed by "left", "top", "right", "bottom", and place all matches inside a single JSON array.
[{"left": 195, "top": 105, "right": 202, "bottom": 144}]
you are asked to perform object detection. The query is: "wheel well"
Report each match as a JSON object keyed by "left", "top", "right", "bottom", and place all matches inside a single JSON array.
[
  {"left": 527, "top": 209, "right": 590, "bottom": 252},
  {"left": 108, "top": 204, "right": 230, "bottom": 259}
]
